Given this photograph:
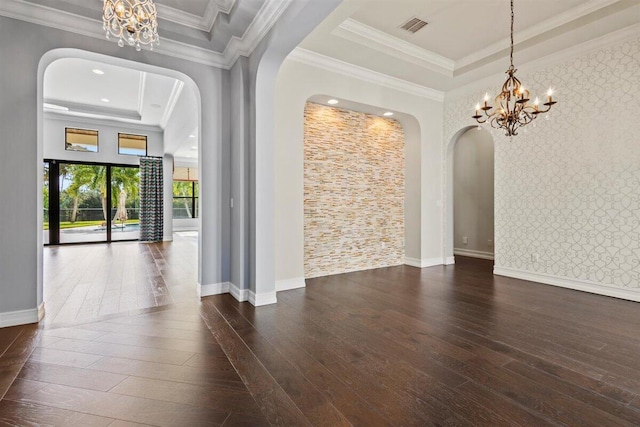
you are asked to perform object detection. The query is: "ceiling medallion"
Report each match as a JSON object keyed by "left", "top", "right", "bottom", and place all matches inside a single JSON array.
[
  {"left": 472, "top": 0, "right": 557, "bottom": 136},
  {"left": 103, "top": 0, "right": 160, "bottom": 51}
]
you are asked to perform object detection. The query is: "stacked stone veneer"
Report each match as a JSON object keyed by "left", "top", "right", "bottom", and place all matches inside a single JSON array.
[{"left": 304, "top": 102, "right": 405, "bottom": 278}]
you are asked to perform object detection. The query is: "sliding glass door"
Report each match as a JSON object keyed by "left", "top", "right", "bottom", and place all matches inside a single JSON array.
[
  {"left": 110, "top": 166, "right": 141, "bottom": 241},
  {"left": 45, "top": 160, "right": 140, "bottom": 245},
  {"left": 58, "top": 163, "right": 108, "bottom": 244}
]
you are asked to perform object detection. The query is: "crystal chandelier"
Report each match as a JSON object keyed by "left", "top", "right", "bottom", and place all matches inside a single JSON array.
[
  {"left": 103, "top": 0, "right": 160, "bottom": 51},
  {"left": 472, "top": 0, "right": 557, "bottom": 136}
]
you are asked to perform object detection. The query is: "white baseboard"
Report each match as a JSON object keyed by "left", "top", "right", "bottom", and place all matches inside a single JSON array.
[
  {"left": 199, "top": 281, "right": 277, "bottom": 306},
  {"left": 198, "top": 282, "right": 230, "bottom": 298},
  {"left": 249, "top": 291, "right": 277, "bottom": 307},
  {"left": 172, "top": 227, "right": 198, "bottom": 232},
  {"left": 444, "top": 256, "right": 455, "bottom": 265},
  {"left": 404, "top": 257, "right": 446, "bottom": 268},
  {"left": 0, "top": 306, "right": 41, "bottom": 328},
  {"left": 229, "top": 282, "right": 249, "bottom": 302},
  {"left": 454, "top": 248, "right": 495, "bottom": 260},
  {"left": 494, "top": 267, "right": 640, "bottom": 303},
  {"left": 276, "top": 277, "right": 306, "bottom": 292}
]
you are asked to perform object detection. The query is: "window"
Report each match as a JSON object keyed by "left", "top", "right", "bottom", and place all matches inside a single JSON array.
[
  {"left": 118, "top": 133, "right": 147, "bottom": 156},
  {"left": 65, "top": 128, "right": 98, "bottom": 152},
  {"left": 173, "top": 167, "right": 198, "bottom": 219}
]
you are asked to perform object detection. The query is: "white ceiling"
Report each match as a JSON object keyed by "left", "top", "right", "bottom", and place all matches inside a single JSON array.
[
  {"left": 350, "top": 0, "right": 586, "bottom": 61},
  {"left": 44, "top": 58, "right": 181, "bottom": 127},
  {"left": 297, "top": 0, "right": 640, "bottom": 92},
  {"left": 44, "top": 58, "right": 198, "bottom": 161}
]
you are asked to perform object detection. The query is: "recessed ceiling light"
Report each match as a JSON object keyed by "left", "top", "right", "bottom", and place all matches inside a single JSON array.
[
  {"left": 101, "top": 98, "right": 110, "bottom": 103},
  {"left": 92, "top": 69, "right": 105, "bottom": 75},
  {"left": 189, "top": 134, "right": 196, "bottom": 138},
  {"left": 383, "top": 112, "right": 394, "bottom": 117},
  {"left": 327, "top": 99, "right": 339, "bottom": 105}
]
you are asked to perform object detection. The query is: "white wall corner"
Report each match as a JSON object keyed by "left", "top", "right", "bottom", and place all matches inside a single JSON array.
[
  {"left": 198, "top": 282, "right": 230, "bottom": 298},
  {"left": 276, "top": 277, "right": 306, "bottom": 292},
  {"left": 229, "top": 282, "right": 250, "bottom": 302},
  {"left": 249, "top": 291, "right": 277, "bottom": 307},
  {"left": 0, "top": 307, "right": 40, "bottom": 328},
  {"left": 454, "top": 249, "right": 494, "bottom": 260},
  {"left": 444, "top": 256, "right": 456, "bottom": 265},
  {"left": 494, "top": 267, "right": 640, "bottom": 303},
  {"left": 404, "top": 257, "right": 445, "bottom": 268}
]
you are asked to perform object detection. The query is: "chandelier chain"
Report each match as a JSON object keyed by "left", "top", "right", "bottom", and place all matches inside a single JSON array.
[{"left": 510, "top": 0, "right": 514, "bottom": 68}]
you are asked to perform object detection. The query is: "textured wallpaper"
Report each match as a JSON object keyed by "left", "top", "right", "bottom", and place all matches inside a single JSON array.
[
  {"left": 445, "top": 37, "right": 640, "bottom": 290},
  {"left": 304, "top": 102, "right": 405, "bottom": 278}
]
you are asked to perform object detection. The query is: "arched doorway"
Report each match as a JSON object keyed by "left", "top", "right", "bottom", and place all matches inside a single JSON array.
[
  {"left": 445, "top": 126, "right": 495, "bottom": 264},
  {"left": 37, "top": 49, "right": 203, "bottom": 322}
]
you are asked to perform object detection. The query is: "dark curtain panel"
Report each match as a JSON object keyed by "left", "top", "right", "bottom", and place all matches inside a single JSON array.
[{"left": 139, "top": 157, "right": 163, "bottom": 242}]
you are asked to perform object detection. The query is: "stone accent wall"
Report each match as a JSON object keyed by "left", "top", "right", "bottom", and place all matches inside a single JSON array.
[{"left": 304, "top": 102, "right": 405, "bottom": 278}]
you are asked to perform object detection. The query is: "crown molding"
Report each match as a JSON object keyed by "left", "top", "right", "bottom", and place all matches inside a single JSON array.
[
  {"left": 157, "top": 0, "right": 237, "bottom": 32},
  {"left": 214, "top": 0, "right": 236, "bottom": 15},
  {"left": 333, "top": 18, "right": 455, "bottom": 76},
  {"left": 156, "top": 4, "right": 211, "bottom": 32},
  {"left": 222, "top": 0, "right": 293, "bottom": 66},
  {"left": 44, "top": 98, "right": 142, "bottom": 120},
  {"left": 455, "top": 0, "right": 621, "bottom": 70},
  {"left": 137, "top": 71, "right": 147, "bottom": 115},
  {"left": 159, "top": 80, "right": 184, "bottom": 129},
  {"left": 0, "top": 0, "right": 284, "bottom": 69},
  {"left": 288, "top": 48, "right": 445, "bottom": 102},
  {"left": 44, "top": 110, "right": 163, "bottom": 133}
]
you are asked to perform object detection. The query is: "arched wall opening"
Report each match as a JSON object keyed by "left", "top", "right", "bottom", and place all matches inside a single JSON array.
[
  {"left": 273, "top": 52, "right": 445, "bottom": 288},
  {"left": 36, "top": 48, "right": 205, "bottom": 317},
  {"left": 444, "top": 126, "right": 495, "bottom": 264},
  {"left": 246, "top": 0, "right": 343, "bottom": 304},
  {"left": 301, "top": 97, "right": 420, "bottom": 279}
]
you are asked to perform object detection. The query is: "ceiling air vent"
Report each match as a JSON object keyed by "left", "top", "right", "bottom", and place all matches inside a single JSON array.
[{"left": 400, "top": 17, "right": 428, "bottom": 34}]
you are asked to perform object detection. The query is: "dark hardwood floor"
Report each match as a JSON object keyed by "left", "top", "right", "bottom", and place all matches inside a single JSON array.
[
  {"left": 2, "top": 241, "right": 640, "bottom": 425},
  {"left": 203, "top": 257, "right": 640, "bottom": 426}
]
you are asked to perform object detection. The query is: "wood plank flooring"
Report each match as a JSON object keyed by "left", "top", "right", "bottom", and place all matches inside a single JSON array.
[
  {"left": 43, "top": 234, "right": 197, "bottom": 326},
  {"left": 2, "top": 236, "right": 640, "bottom": 425},
  {"left": 203, "top": 257, "right": 640, "bottom": 426},
  {"left": 0, "top": 304, "right": 269, "bottom": 426}
]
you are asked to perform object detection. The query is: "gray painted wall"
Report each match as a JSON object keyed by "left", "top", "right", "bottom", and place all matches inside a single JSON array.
[
  {"left": 453, "top": 128, "right": 494, "bottom": 256},
  {"left": 0, "top": 16, "right": 228, "bottom": 321},
  {"left": 244, "top": 0, "right": 342, "bottom": 301},
  {"left": 230, "top": 57, "right": 250, "bottom": 292}
]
